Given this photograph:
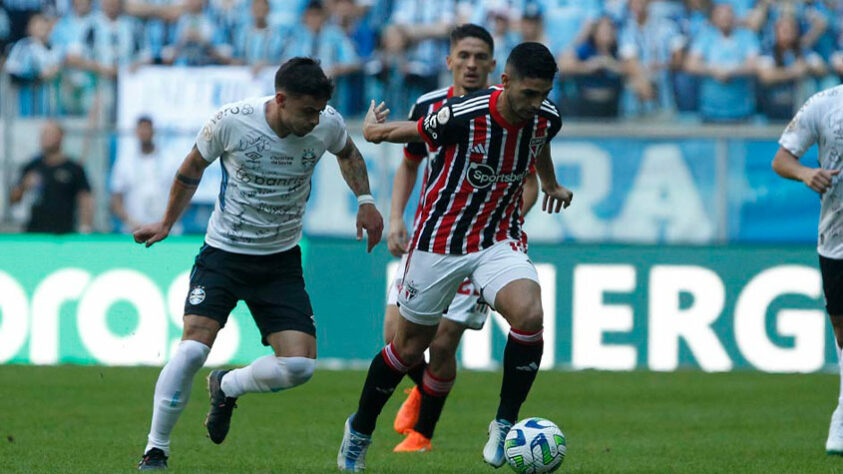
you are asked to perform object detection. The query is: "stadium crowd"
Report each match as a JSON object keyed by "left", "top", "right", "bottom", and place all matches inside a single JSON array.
[{"left": 2, "top": 0, "right": 843, "bottom": 121}]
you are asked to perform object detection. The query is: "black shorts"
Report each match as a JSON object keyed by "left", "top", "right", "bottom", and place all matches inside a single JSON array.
[
  {"left": 185, "top": 244, "right": 315, "bottom": 345},
  {"left": 819, "top": 255, "right": 843, "bottom": 314}
]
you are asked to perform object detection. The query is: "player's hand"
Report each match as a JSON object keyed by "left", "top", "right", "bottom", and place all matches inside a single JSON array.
[
  {"left": 542, "top": 184, "right": 573, "bottom": 213},
  {"left": 802, "top": 168, "right": 840, "bottom": 194},
  {"left": 363, "top": 100, "right": 390, "bottom": 143},
  {"left": 357, "top": 203, "right": 384, "bottom": 253},
  {"left": 133, "top": 221, "right": 171, "bottom": 248},
  {"left": 387, "top": 218, "right": 409, "bottom": 257}
]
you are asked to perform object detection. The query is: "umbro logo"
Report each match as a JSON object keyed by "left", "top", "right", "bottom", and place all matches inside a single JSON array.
[
  {"left": 515, "top": 362, "right": 539, "bottom": 372},
  {"left": 470, "top": 143, "right": 488, "bottom": 155}
]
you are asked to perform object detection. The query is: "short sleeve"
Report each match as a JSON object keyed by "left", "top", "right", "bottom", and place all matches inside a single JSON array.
[
  {"left": 324, "top": 106, "right": 348, "bottom": 154},
  {"left": 418, "top": 102, "right": 459, "bottom": 148},
  {"left": 195, "top": 106, "right": 232, "bottom": 163},
  {"left": 74, "top": 163, "right": 91, "bottom": 193},
  {"left": 404, "top": 100, "right": 428, "bottom": 162},
  {"left": 109, "top": 153, "right": 131, "bottom": 193},
  {"left": 779, "top": 95, "right": 821, "bottom": 158}
]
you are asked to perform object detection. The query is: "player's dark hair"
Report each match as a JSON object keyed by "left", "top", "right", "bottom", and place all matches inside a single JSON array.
[
  {"left": 450, "top": 23, "right": 494, "bottom": 54},
  {"left": 274, "top": 57, "right": 334, "bottom": 101},
  {"left": 505, "top": 42, "right": 557, "bottom": 81},
  {"left": 137, "top": 116, "right": 153, "bottom": 126}
]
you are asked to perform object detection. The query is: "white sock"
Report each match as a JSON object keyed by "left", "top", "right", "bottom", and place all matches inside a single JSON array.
[
  {"left": 220, "top": 355, "right": 315, "bottom": 398},
  {"left": 144, "top": 340, "right": 210, "bottom": 456}
]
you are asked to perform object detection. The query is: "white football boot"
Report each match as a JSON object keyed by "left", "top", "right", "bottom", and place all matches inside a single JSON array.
[
  {"left": 827, "top": 405, "right": 843, "bottom": 455},
  {"left": 338, "top": 414, "right": 372, "bottom": 472},
  {"left": 483, "top": 419, "right": 513, "bottom": 467}
]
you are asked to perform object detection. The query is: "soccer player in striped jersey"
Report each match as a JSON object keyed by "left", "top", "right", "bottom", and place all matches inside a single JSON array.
[
  {"left": 338, "top": 42, "right": 572, "bottom": 471},
  {"left": 384, "top": 24, "right": 539, "bottom": 454}
]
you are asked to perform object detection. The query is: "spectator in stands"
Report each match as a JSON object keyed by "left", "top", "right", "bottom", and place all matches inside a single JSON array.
[
  {"left": 456, "top": 0, "right": 524, "bottom": 31},
  {"left": 619, "top": 0, "right": 683, "bottom": 114},
  {"left": 281, "top": 1, "right": 360, "bottom": 113},
  {"left": 0, "top": 7, "right": 11, "bottom": 64},
  {"left": 332, "top": 0, "right": 376, "bottom": 114},
  {"left": 713, "top": 0, "right": 756, "bottom": 25},
  {"left": 671, "top": 0, "right": 712, "bottom": 113},
  {"left": 207, "top": 0, "right": 249, "bottom": 47},
  {"left": 489, "top": 8, "right": 519, "bottom": 82},
  {"left": 4, "top": 0, "right": 55, "bottom": 44},
  {"left": 110, "top": 117, "right": 177, "bottom": 232},
  {"left": 77, "top": 0, "right": 146, "bottom": 76},
  {"left": 380, "top": 0, "right": 454, "bottom": 113},
  {"left": 537, "top": 0, "right": 601, "bottom": 56},
  {"left": 685, "top": 3, "right": 760, "bottom": 122},
  {"left": 559, "top": 16, "right": 625, "bottom": 118},
  {"left": 748, "top": 0, "right": 834, "bottom": 61},
  {"left": 757, "top": 15, "right": 826, "bottom": 121},
  {"left": 231, "top": 0, "right": 282, "bottom": 73},
  {"left": 4, "top": 14, "right": 63, "bottom": 116},
  {"left": 162, "top": 0, "right": 227, "bottom": 65},
  {"left": 9, "top": 121, "right": 93, "bottom": 234},
  {"left": 51, "top": 0, "right": 95, "bottom": 115},
  {"left": 515, "top": 3, "right": 549, "bottom": 47}
]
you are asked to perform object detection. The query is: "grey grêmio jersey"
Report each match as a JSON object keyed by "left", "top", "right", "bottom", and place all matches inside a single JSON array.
[
  {"left": 195, "top": 96, "right": 348, "bottom": 255},
  {"left": 779, "top": 85, "right": 843, "bottom": 259}
]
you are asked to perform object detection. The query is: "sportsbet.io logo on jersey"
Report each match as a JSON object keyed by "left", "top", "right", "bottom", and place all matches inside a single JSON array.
[{"left": 467, "top": 162, "right": 529, "bottom": 190}]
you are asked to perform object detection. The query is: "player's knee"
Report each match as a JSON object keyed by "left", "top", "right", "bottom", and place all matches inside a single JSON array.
[
  {"left": 511, "top": 301, "right": 543, "bottom": 332},
  {"left": 282, "top": 357, "right": 316, "bottom": 387},
  {"left": 428, "top": 338, "right": 457, "bottom": 368}
]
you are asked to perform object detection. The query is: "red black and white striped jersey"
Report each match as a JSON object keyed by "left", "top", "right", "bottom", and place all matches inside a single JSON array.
[
  {"left": 412, "top": 87, "right": 562, "bottom": 255},
  {"left": 404, "top": 86, "right": 454, "bottom": 162}
]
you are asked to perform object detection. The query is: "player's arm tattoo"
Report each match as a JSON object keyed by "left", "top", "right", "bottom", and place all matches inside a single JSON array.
[{"left": 335, "top": 137, "right": 373, "bottom": 196}]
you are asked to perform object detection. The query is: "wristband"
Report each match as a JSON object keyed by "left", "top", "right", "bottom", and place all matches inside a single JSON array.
[{"left": 357, "top": 194, "right": 375, "bottom": 207}]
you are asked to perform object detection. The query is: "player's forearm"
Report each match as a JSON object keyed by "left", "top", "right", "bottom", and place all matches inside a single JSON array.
[
  {"left": 522, "top": 173, "right": 539, "bottom": 215},
  {"left": 772, "top": 147, "right": 810, "bottom": 182},
  {"left": 390, "top": 159, "right": 419, "bottom": 220},
  {"left": 162, "top": 153, "right": 206, "bottom": 228},
  {"left": 535, "top": 148, "right": 561, "bottom": 191},
  {"left": 338, "top": 147, "right": 373, "bottom": 197},
  {"left": 366, "top": 121, "right": 423, "bottom": 144}
]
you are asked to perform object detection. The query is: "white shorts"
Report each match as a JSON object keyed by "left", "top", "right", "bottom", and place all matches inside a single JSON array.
[
  {"left": 387, "top": 254, "right": 490, "bottom": 329},
  {"left": 397, "top": 239, "right": 539, "bottom": 327}
]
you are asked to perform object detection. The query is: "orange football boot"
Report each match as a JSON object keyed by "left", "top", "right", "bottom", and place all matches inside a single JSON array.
[
  {"left": 393, "top": 386, "right": 421, "bottom": 434},
  {"left": 393, "top": 429, "right": 432, "bottom": 452}
]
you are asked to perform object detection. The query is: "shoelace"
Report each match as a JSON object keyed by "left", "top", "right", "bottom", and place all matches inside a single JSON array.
[{"left": 346, "top": 435, "right": 369, "bottom": 460}]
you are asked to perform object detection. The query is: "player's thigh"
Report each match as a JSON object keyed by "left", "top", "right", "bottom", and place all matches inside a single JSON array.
[
  {"left": 397, "top": 250, "right": 471, "bottom": 327},
  {"left": 265, "top": 330, "right": 316, "bottom": 358},
  {"left": 384, "top": 255, "right": 407, "bottom": 343},
  {"left": 246, "top": 247, "right": 316, "bottom": 349},
  {"left": 471, "top": 240, "right": 542, "bottom": 330},
  {"left": 819, "top": 255, "right": 843, "bottom": 343},
  {"left": 182, "top": 245, "right": 242, "bottom": 345}
]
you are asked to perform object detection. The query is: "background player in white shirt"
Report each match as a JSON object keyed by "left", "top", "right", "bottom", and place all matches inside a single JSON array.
[
  {"left": 384, "top": 24, "right": 539, "bottom": 454},
  {"left": 773, "top": 85, "right": 843, "bottom": 455},
  {"left": 133, "top": 57, "right": 383, "bottom": 470}
]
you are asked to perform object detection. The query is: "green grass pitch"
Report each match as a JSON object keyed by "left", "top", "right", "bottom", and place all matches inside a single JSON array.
[{"left": 3, "top": 365, "right": 843, "bottom": 473}]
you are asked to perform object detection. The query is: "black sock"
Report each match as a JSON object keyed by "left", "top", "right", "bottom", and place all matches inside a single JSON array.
[
  {"left": 407, "top": 361, "right": 426, "bottom": 387},
  {"left": 351, "top": 344, "right": 407, "bottom": 435},
  {"left": 496, "top": 331, "right": 543, "bottom": 423},
  {"left": 414, "top": 369, "right": 454, "bottom": 439}
]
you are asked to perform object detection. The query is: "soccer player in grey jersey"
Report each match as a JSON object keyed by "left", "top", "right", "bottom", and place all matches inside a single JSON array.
[
  {"left": 773, "top": 85, "right": 843, "bottom": 455},
  {"left": 134, "top": 57, "right": 383, "bottom": 470}
]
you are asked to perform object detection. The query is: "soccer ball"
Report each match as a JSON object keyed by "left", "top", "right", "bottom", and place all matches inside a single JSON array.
[{"left": 504, "top": 417, "right": 566, "bottom": 473}]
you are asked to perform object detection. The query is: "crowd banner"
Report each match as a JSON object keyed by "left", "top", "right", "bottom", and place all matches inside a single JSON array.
[{"left": 0, "top": 235, "right": 834, "bottom": 372}]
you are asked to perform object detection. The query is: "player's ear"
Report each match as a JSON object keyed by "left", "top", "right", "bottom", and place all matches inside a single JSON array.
[
  {"left": 500, "top": 72, "right": 509, "bottom": 88},
  {"left": 446, "top": 55, "right": 453, "bottom": 71},
  {"left": 276, "top": 91, "right": 286, "bottom": 108}
]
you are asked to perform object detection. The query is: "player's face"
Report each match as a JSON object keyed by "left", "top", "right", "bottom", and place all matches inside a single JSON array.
[
  {"left": 277, "top": 92, "right": 328, "bottom": 137},
  {"left": 503, "top": 75, "right": 553, "bottom": 122},
  {"left": 447, "top": 37, "right": 495, "bottom": 91}
]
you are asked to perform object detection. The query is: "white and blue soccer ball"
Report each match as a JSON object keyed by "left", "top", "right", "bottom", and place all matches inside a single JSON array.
[{"left": 504, "top": 417, "right": 566, "bottom": 473}]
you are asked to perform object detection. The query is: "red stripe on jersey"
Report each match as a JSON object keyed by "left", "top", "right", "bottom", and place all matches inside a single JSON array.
[
  {"left": 496, "top": 116, "right": 549, "bottom": 242},
  {"left": 410, "top": 141, "right": 457, "bottom": 251},
  {"left": 466, "top": 124, "right": 520, "bottom": 252},
  {"left": 431, "top": 116, "right": 488, "bottom": 253}
]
